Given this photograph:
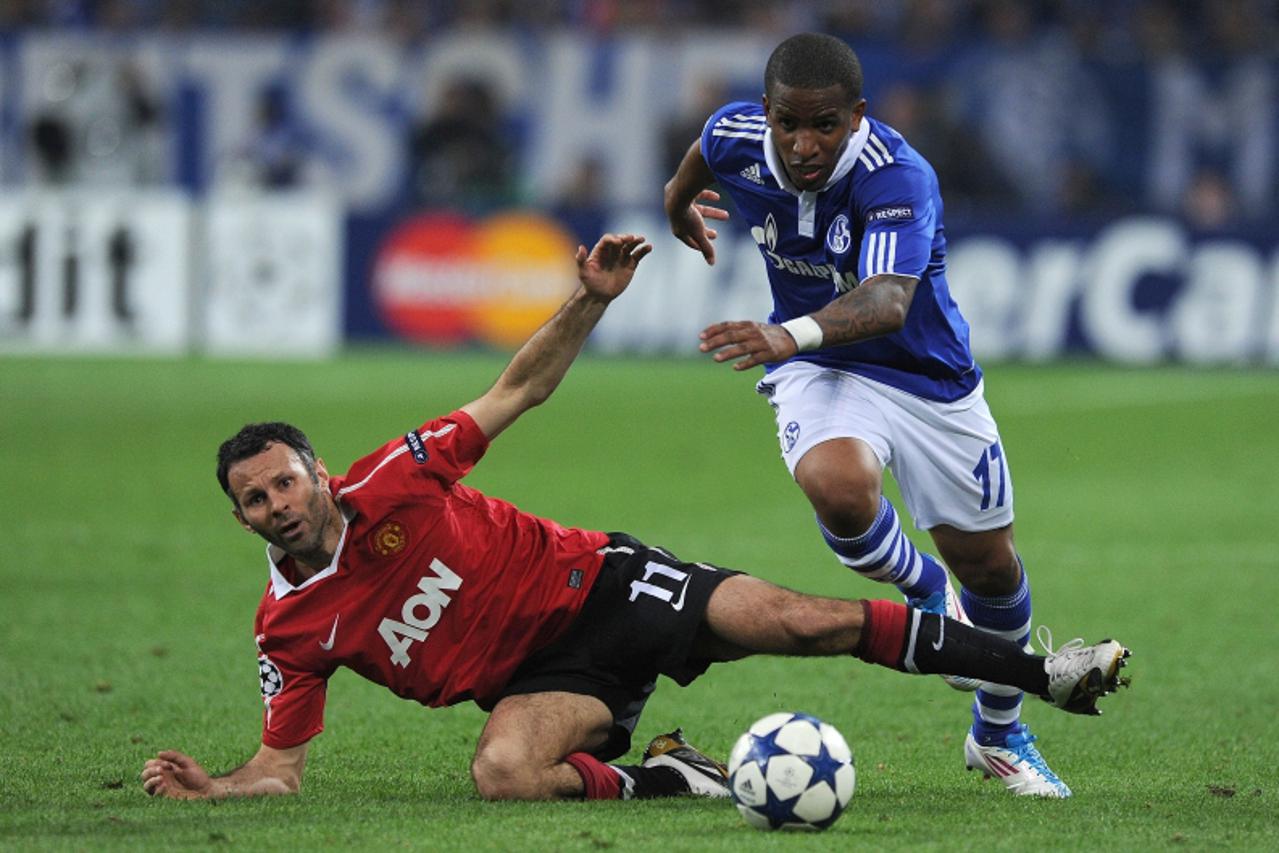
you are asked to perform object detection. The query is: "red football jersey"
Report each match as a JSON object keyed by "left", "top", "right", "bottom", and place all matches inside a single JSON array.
[{"left": 252, "top": 410, "right": 608, "bottom": 749}]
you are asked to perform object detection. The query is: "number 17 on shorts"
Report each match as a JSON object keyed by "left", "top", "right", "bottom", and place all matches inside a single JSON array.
[{"left": 972, "top": 441, "right": 1008, "bottom": 512}]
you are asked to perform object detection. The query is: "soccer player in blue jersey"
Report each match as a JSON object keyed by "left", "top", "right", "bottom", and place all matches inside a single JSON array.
[{"left": 663, "top": 33, "right": 1073, "bottom": 797}]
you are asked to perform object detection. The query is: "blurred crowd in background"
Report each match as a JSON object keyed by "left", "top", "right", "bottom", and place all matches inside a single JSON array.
[
  {"left": 1, "top": 0, "right": 1275, "bottom": 56},
  {"left": 9, "top": 0, "right": 1279, "bottom": 229}
]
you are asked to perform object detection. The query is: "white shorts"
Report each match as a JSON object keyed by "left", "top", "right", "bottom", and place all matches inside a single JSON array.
[{"left": 756, "top": 361, "right": 1014, "bottom": 532}]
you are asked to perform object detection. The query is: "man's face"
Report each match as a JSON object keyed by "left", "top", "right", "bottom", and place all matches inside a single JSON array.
[
  {"left": 227, "top": 442, "right": 337, "bottom": 565},
  {"left": 763, "top": 83, "right": 865, "bottom": 192}
]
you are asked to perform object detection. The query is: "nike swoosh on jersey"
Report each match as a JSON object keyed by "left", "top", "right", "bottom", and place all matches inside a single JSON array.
[
  {"left": 670, "top": 575, "right": 693, "bottom": 612},
  {"left": 319, "top": 614, "right": 340, "bottom": 651}
]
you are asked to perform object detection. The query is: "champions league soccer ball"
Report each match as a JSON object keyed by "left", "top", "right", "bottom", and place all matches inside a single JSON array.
[{"left": 726, "top": 712, "right": 855, "bottom": 831}]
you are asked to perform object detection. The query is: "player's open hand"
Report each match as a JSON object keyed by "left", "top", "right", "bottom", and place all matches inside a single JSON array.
[
  {"left": 575, "top": 233, "right": 652, "bottom": 302},
  {"left": 141, "top": 750, "right": 213, "bottom": 800},
  {"left": 699, "top": 320, "right": 798, "bottom": 370},
  {"left": 668, "top": 189, "right": 729, "bottom": 266}
]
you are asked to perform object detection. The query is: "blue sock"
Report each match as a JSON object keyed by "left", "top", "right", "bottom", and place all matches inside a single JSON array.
[
  {"left": 818, "top": 496, "right": 947, "bottom": 601},
  {"left": 962, "top": 561, "right": 1032, "bottom": 745}
]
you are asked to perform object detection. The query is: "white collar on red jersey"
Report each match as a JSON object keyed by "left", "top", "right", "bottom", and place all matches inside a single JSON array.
[
  {"left": 265, "top": 505, "right": 353, "bottom": 599},
  {"left": 763, "top": 118, "right": 871, "bottom": 238}
]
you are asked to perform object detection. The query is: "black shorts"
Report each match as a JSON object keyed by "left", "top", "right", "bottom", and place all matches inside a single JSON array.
[{"left": 494, "top": 532, "right": 739, "bottom": 761}]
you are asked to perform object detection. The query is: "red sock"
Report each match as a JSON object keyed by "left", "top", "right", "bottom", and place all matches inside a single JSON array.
[
  {"left": 855, "top": 598, "right": 908, "bottom": 669},
  {"left": 564, "top": 752, "right": 622, "bottom": 800}
]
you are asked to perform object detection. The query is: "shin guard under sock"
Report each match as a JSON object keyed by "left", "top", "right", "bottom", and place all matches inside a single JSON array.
[{"left": 854, "top": 599, "right": 1047, "bottom": 696}]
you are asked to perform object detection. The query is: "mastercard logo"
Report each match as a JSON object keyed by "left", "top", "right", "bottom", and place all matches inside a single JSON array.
[{"left": 372, "top": 211, "right": 580, "bottom": 348}]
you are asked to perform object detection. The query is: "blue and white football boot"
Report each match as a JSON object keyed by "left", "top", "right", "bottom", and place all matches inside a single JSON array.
[
  {"left": 964, "top": 628, "right": 1131, "bottom": 797},
  {"left": 964, "top": 723, "right": 1071, "bottom": 797}
]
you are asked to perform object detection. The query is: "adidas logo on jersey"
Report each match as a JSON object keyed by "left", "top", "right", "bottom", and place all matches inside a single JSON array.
[{"left": 739, "top": 163, "right": 765, "bottom": 185}]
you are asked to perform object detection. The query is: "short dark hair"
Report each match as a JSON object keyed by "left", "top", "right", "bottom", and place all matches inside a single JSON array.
[
  {"left": 764, "top": 33, "right": 863, "bottom": 104},
  {"left": 216, "top": 422, "right": 317, "bottom": 504}
]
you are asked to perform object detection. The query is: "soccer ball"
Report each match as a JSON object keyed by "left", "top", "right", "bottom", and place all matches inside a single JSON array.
[{"left": 726, "top": 712, "right": 855, "bottom": 831}]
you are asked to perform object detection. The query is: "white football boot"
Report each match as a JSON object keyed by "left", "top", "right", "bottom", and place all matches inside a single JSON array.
[{"left": 1037, "top": 626, "right": 1131, "bottom": 715}]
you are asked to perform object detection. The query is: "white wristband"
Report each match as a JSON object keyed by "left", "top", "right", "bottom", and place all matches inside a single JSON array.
[{"left": 780, "top": 316, "right": 823, "bottom": 352}]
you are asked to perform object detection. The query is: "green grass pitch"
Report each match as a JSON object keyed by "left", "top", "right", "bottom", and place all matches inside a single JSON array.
[{"left": 1, "top": 354, "right": 1277, "bottom": 850}]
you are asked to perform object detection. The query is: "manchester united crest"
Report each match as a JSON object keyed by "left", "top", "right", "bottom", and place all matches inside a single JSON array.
[{"left": 373, "top": 520, "right": 408, "bottom": 556}]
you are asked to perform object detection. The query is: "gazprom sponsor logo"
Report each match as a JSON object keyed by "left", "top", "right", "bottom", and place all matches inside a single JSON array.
[
  {"left": 763, "top": 253, "right": 858, "bottom": 291},
  {"left": 746, "top": 234, "right": 859, "bottom": 290},
  {"left": 763, "top": 213, "right": 779, "bottom": 252},
  {"left": 750, "top": 222, "right": 860, "bottom": 290}
]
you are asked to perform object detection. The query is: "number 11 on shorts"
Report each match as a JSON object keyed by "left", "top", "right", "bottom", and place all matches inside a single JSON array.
[{"left": 972, "top": 441, "right": 1007, "bottom": 511}]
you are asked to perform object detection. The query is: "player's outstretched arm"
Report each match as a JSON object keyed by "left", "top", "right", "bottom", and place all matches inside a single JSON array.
[
  {"left": 462, "top": 233, "right": 652, "bottom": 440},
  {"left": 699, "top": 273, "right": 918, "bottom": 371},
  {"left": 141, "top": 742, "right": 308, "bottom": 800},
  {"left": 663, "top": 139, "right": 730, "bottom": 265}
]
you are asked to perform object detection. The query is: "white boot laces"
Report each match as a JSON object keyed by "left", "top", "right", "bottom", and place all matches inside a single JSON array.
[{"left": 1037, "top": 625, "right": 1085, "bottom": 661}]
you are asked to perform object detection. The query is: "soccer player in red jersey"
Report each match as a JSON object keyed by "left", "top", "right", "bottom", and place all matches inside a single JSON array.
[{"left": 141, "top": 233, "right": 1128, "bottom": 803}]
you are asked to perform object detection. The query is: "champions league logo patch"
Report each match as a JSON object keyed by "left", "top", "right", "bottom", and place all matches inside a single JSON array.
[
  {"left": 826, "top": 215, "right": 852, "bottom": 254},
  {"left": 404, "top": 430, "right": 428, "bottom": 464},
  {"left": 258, "top": 654, "right": 284, "bottom": 701},
  {"left": 866, "top": 205, "right": 914, "bottom": 224},
  {"left": 783, "top": 421, "right": 801, "bottom": 453}
]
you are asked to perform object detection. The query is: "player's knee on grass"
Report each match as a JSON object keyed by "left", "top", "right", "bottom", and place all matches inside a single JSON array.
[{"left": 471, "top": 741, "right": 549, "bottom": 801}]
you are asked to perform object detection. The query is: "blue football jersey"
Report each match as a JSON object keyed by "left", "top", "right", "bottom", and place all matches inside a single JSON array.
[{"left": 700, "top": 101, "right": 981, "bottom": 402}]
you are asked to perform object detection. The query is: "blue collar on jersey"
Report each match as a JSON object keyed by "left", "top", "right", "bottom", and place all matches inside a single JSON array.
[{"left": 763, "top": 118, "right": 871, "bottom": 237}]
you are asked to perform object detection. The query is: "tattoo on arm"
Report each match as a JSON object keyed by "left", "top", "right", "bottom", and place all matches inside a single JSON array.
[{"left": 814, "top": 274, "right": 917, "bottom": 346}]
